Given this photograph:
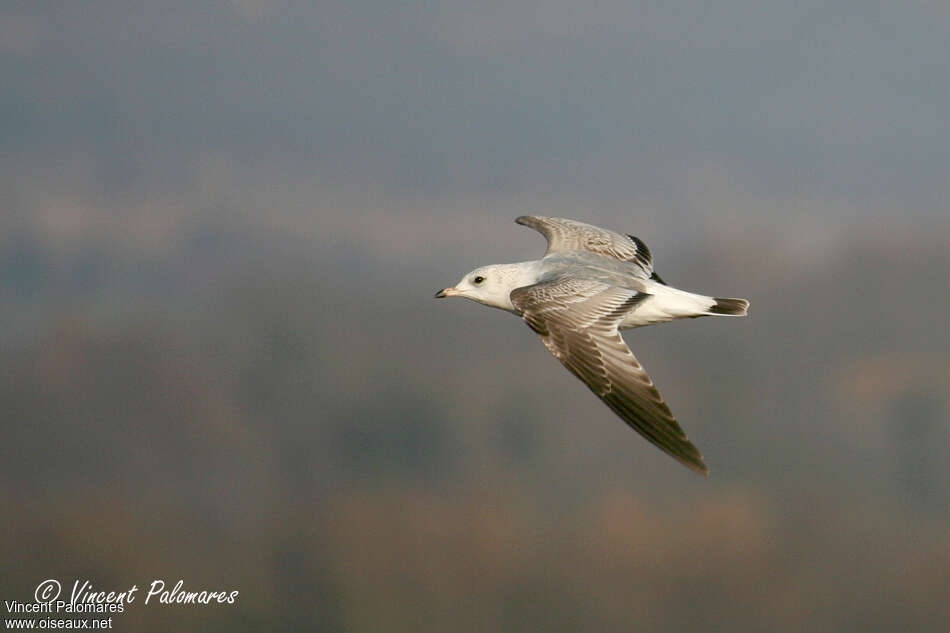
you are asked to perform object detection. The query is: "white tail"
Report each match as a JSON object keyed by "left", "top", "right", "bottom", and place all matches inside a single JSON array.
[{"left": 620, "top": 283, "right": 750, "bottom": 328}]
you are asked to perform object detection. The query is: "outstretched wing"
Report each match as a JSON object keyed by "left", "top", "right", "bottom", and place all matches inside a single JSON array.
[
  {"left": 509, "top": 277, "right": 708, "bottom": 475},
  {"left": 515, "top": 215, "right": 654, "bottom": 274}
]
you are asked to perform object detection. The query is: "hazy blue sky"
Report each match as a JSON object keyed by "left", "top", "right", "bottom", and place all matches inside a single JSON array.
[
  {"left": 4, "top": 0, "right": 950, "bottom": 240},
  {"left": 4, "top": 6, "right": 950, "bottom": 632}
]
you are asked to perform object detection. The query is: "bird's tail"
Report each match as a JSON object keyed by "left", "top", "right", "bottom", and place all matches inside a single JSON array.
[
  {"left": 625, "top": 283, "right": 749, "bottom": 328},
  {"left": 706, "top": 297, "right": 750, "bottom": 316}
]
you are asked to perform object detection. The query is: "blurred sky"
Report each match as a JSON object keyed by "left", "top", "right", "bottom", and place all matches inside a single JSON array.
[
  {"left": 3, "top": 3, "right": 950, "bottom": 632},
  {"left": 5, "top": 0, "right": 950, "bottom": 245}
]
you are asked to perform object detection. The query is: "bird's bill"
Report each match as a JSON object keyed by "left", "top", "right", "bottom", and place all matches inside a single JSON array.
[{"left": 434, "top": 287, "right": 460, "bottom": 298}]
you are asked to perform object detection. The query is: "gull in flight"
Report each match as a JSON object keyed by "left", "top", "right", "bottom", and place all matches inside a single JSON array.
[{"left": 435, "top": 216, "right": 749, "bottom": 475}]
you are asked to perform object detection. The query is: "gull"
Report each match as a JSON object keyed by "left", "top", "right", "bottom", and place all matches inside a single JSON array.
[{"left": 435, "top": 216, "right": 749, "bottom": 475}]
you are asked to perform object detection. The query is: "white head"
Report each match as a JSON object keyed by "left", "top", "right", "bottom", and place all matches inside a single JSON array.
[{"left": 435, "top": 263, "right": 534, "bottom": 312}]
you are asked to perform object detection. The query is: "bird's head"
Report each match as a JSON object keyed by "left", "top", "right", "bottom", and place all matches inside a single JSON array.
[{"left": 434, "top": 264, "right": 518, "bottom": 312}]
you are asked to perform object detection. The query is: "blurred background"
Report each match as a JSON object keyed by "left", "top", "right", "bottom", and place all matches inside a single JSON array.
[{"left": 2, "top": 1, "right": 949, "bottom": 631}]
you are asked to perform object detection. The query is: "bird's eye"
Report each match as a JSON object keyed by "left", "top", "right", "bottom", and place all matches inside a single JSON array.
[{"left": 473, "top": 275, "right": 485, "bottom": 284}]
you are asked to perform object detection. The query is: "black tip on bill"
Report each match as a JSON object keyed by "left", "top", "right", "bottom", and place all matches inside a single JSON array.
[{"left": 434, "top": 289, "right": 447, "bottom": 298}]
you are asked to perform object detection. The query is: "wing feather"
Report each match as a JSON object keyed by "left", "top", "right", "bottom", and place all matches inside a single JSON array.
[
  {"left": 516, "top": 215, "right": 654, "bottom": 273},
  {"left": 510, "top": 278, "right": 708, "bottom": 475}
]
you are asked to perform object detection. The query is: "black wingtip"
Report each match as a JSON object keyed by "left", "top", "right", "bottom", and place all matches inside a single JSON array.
[
  {"left": 692, "top": 461, "right": 710, "bottom": 477},
  {"left": 676, "top": 449, "right": 709, "bottom": 476}
]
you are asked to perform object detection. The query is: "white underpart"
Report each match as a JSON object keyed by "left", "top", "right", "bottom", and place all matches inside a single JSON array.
[
  {"left": 621, "top": 281, "right": 717, "bottom": 329},
  {"left": 457, "top": 263, "right": 722, "bottom": 327}
]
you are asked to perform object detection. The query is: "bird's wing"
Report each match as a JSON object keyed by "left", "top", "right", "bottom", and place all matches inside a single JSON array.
[
  {"left": 515, "top": 215, "right": 654, "bottom": 275},
  {"left": 510, "top": 277, "right": 708, "bottom": 475}
]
